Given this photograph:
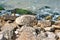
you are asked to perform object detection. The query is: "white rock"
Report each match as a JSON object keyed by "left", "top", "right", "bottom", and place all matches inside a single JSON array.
[
  {"left": 15, "top": 31, "right": 18, "bottom": 34},
  {"left": 0, "top": 33, "right": 3, "bottom": 40}
]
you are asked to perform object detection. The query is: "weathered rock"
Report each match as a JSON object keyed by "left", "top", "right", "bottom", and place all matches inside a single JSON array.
[
  {"left": 37, "top": 31, "right": 47, "bottom": 40},
  {"left": 45, "top": 32, "right": 56, "bottom": 38},
  {"left": 16, "top": 25, "right": 37, "bottom": 40},
  {"left": 1, "top": 22, "right": 17, "bottom": 31},
  {"left": 0, "top": 32, "right": 4, "bottom": 40},
  {"left": 42, "top": 38, "right": 56, "bottom": 40},
  {"left": 52, "top": 21, "right": 60, "bottom": 28},
  {"left": 37, "top": 20, "right": 51, "bottom": 28},
  {"left": 33, "top": 26, "right": 41, "bottom": 34},
  {"left": 44, "top": 27, "right": 55, "bottom": 32},
  {"left": 56, "top": 32, "right": 60, "bottom": 38},
  {"left": 15, "top": 15, "right": 37, "bottom": 26},
  {"left": 55, "top": 30, "right": 60, "bottom": 33},
  {"left": 58, "top": 38, "right": 60, "bottom": 40}
]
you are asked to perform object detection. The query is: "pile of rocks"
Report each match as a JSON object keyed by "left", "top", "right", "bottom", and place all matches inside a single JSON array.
[
  {"left": 14, "top": 15, "right": 60, "bottom": 40},
  {"left": 0, "top": 15, "right": 60, "bottom": 40}
]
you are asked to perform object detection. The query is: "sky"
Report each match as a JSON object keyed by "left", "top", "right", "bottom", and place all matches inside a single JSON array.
[{"left": 0, "top": 0, "right": 60, "bottom": 10}]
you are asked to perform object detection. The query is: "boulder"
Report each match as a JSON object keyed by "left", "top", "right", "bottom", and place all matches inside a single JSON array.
[
  {"left": 16, "top": 25, "right": 37, "bottom": 40},
  {"left": 15, "top": 15, "right": 37, "bottom": 26}
]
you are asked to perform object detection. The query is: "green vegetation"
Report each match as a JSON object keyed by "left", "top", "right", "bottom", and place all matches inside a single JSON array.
[
  {"left": 12, "top": 8, "right": 35, "bottom": 15},
  {"left": 0, "top": 6, "right": 5, "bottom": 10}
]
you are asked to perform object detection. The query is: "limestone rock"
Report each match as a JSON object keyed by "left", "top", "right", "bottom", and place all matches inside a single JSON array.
[
  {"left": 37, "top": 20, "right": 51, "bottom": 28},
  {"left": 45, "top": 32, "right": 56, "bottom": 39},
  {"left": 52, "top": 21, "right": 60, "bottom": 28},
  {"left": 37, "top": 31, "right": 47, "bottom": 40},
  {"left": 15, "top": 15, "right": 37, "bottom": 26},
  {"left": 16, "top": 25, "right": 37, "bottom": 40},
  {"left": 44, "top": 27, "right": 55, "bottom": 32},
  {"left": 55, "top": 30, "right": 60, "bottom": 33},
  {"left": 56, "top": 32, "right": 60, "bottom": 38}
]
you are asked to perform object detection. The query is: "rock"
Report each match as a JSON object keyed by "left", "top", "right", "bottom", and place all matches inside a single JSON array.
[
  {"left": 56, "top": 32, "right": 60, "bottom": 38},
  {"left": 55, "top": 30, "right": 60, "bottom": 33},
  {"left": 33, "top": 26, "right": 41, "bottom": 33},
  {"left": 0, "top": 33, "right": 3, "bottom": 40},
  {"left": 45, "top": 32, "right": 56, "bottom": 39},
  {"left": 37, "top": 20, "right": 51, "bottom": 28},
  {"left": 15, "top": 15, "right": 37, "bottom": 26},
  {"left": 37, "top": 31, "right": 47, "bottom": 40},
  {"left": 42, "top": 38, "right": 56, "bottom": 40},
  {"left": 58, "top": 38, "right": 60, "bottom": 40},
  {"left": 37, "top": 32, "right": 56, "bottom": 40},
  {"left": 1, "top": 22, "right": 17, "bottom": 31},
  {"left": 16, "top": 25, "right": 37, "bottom": 40},
  {"left": 52, "top": 21, "right": 60, "bottom": 28},
  {"left": 44, "top": 27, "right": 55, "bottom": 32}
]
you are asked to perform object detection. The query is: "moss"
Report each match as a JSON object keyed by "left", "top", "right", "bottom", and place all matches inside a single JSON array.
[
  {"left": 0, "top": 6, "right": 5, "bottom": 10},
  {"left": 12, "top": 8, "right": 35, "bottom": 15}
]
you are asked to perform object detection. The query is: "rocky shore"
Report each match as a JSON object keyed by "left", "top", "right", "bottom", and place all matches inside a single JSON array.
[{"left": 0, "top": 15, "right": 60, "bottom": 40}]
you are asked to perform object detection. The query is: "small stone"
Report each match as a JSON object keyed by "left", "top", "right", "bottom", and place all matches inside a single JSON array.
[
  {"left": 52, "top": 21, "right": 60, "bottom": 28},
  {"left": 37, "top": 20, "right": 51, "bottom": 28},
  {"left": 55, "top": 30, "right": 60, "bottom": 33},
  {"left": 56, "top": 32, "right": 60, "bottom": 38},
  {"left": 37, "top": 31, "right": 47, "bottom": 40}
]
